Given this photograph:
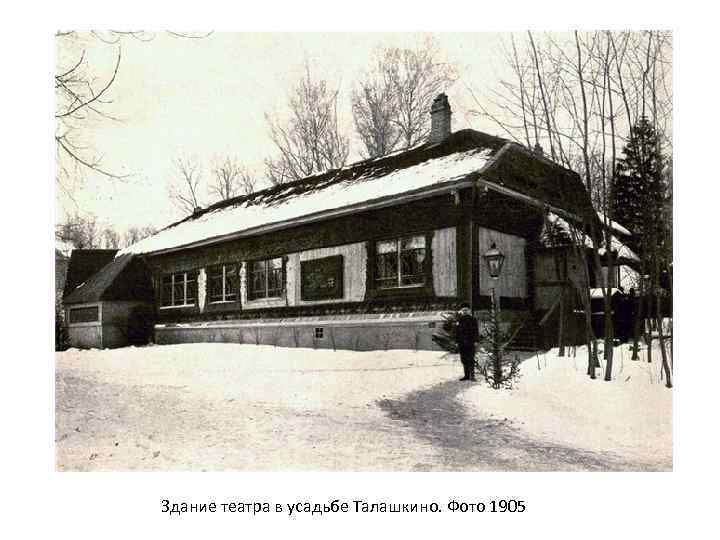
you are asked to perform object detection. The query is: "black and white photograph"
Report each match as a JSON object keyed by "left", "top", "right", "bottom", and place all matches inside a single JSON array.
[{"left": 52, "top": 30, "right": 674, "bottom": 473}]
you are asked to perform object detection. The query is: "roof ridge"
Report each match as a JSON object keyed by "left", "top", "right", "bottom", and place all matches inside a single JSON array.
[{"left": 161, "top": 128, "right": 505, "bottom": 230}]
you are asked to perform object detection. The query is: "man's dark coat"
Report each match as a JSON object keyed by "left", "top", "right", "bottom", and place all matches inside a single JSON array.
[{"left": 456, "top": 313, "right": 480, "bottom": 353}]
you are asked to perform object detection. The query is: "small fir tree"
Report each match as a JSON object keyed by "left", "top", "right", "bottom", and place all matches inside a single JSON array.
[
  {"left": 432, "top": 308, "right": 522, "bottom": 389},
  {"left": 477, "top": 307, "right": 522, "bottom": 389}
]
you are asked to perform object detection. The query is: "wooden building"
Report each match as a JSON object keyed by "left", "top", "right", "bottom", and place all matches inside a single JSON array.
[
  {"left": 64, "top": 94, "right": 628, "bottom": 351},
  {"left": 63, "top": 253, "right": 155, "bottom": 349}
]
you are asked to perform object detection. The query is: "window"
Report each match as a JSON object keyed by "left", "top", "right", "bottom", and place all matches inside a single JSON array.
[
  {"left": 376, "top": 235, "right": 427, "bottom": 289},
  {"left": 248, "top": 257, "right": 283, "bottom": 300},
  {"left": 314, "top": 327, "right": 324, "bottom": 339},
  {"left": 208, "top": 264, "right": 239, "bottom": 303},
  {"left": 160, "top": 271, "right": 197, "bottom": 307},
  {"left": 69, "top": 305, "right": 99, "bottom": 324}
]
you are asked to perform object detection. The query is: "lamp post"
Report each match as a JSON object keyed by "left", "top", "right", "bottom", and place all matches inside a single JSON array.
[{"left": 483, "top": 242, "right": 505, "bottom": 313}]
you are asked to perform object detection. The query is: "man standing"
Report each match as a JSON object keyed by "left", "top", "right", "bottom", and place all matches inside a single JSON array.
[{"left": 456, "top": 302, "right": 479, "bottom": 381}]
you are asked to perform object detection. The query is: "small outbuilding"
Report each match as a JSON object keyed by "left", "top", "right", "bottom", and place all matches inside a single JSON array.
[{"left": 63, "top": 253, "right": 155, "bottom": 349}]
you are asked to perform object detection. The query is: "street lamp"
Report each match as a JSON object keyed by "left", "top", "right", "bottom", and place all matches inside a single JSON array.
[{"left": 483, "top": 242, "right": 505, "bottom": 312}]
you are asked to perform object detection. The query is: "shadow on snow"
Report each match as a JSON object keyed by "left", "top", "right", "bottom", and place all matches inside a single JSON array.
[{"left": 377, "top": 379, "right": 666, "bottom": 472}]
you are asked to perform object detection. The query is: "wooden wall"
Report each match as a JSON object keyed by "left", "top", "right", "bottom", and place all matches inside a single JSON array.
[
  {"left": 145, "top": 188, "right": 545, "bottom": 323},
  {"left": 534, "top": 249, "right": 589, "bottom": 310},
  {"left": 477, "top": 227, "right": 527, "bottom": 299},
  {"left": 287, "top": 242, "right": 367, "bottom": 306},
  {"left": 432, "top": 226, "right": 457, "bottom": 297}
]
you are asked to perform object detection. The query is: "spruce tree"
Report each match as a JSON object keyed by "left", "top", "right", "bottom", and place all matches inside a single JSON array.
[{"left": 611, "top": 117, "right": 667, "bottom": 260}]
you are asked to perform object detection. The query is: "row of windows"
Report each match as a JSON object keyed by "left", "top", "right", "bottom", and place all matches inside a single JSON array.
[
  {"left": 160, "top": 259, "right": 283, "bottom": 308},
  {"left": 159, "top": 234, "right": 429, "bottom": 308}
]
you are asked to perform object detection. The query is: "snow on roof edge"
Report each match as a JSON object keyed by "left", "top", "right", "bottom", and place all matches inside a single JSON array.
[{"left": 119, "top": 147, "right": 494, "bottom": 257}]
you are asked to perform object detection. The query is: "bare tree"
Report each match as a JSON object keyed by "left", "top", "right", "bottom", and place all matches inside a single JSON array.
[
  {"left": 55, "top": 213, "right": 100, "bottom": 249},
  {"left": 470, "top": 31, "right": 672, "bottom": 381},
  {"left": 471, "top": 31, "right": 671, "bottom": 182},
  {"left": 55, "top": 31, "right": 213, "bottom": 196},
  {"left": 351, "top": 41, "right": 455, "bottom": 158},
  {"left": 351, "top": 57, "right": 401, "bottom": 159},
  {"left": 101, "top": 227, "right": 122, "bottom": 249},
  {"left": 265, "top": 65, "right": 349, "bottom": 185},
  {"left": 389, "top": 41, "right": 456, "bottom": 150},
  {"left": 209, "top": 157, "right": 258, "bottom": 201},
  {"left": 168, "top": 155, "right": 204, "bottom": 215},
  {"left": 123, "top": 225, "right": 157, "bottom": 247},
  {"left": 55, "top": 33, "right": 125, "bottom": 196}
]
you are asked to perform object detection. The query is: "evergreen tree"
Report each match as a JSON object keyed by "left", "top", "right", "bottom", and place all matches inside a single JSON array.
[
  {"left": 431, "top": 309, "right": 521, "bottom": 389},
  {"left": 611, "top": 117, "right": 667, "bottom": 260}
]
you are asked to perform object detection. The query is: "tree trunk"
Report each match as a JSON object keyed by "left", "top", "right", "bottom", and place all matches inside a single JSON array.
[
  {"left": 603, "top": 302, "right": 614, "bottom": 381},
  {"left": 655, "top": 294, "right": 672, "bottom": 388},
  {"left": 558, "top": 287, "right": 566, "bottom": 357},
  {"left": 631, "top": 285, "right": 644, "bottom": 361}
]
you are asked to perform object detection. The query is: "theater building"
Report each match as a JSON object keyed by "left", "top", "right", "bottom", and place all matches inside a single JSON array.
[{"left": 64, "top": 94, "right": 614, "bottom": 351}]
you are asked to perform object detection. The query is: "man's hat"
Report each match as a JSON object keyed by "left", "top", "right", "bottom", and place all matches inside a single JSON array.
[{"left": 458, "top": 302, "right": 471, "bottom": 309}]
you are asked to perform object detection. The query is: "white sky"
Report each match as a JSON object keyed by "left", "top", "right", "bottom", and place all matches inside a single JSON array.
[{"left": 56, "top": 32, "right": 524, "bottom": 233}]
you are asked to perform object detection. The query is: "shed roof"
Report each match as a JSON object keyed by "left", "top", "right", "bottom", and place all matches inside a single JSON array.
[
  {"left": 63, "top": 254, "right": 154, "bottom": 305},
  {"left": 62, "top": 249, "right": 118, "bottom": 299},
  {"left": 120, "top": 129, "right": 594, "bottom": 256}
]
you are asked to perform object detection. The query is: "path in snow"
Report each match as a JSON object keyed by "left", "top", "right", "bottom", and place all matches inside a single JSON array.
[
  {"left": 55, "top": 344, "right": 670, "bottom": 472},
  {"left": 378, "top": 380, "right": 669, "bottom": 471}
]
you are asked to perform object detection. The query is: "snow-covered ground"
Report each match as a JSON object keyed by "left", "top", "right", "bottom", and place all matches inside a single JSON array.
[
  {"left": 55, "top": 342, "right": 672, "bottom": 471},
  {"left": 460, "top": 343, "right": 672, "bottom": 467}
]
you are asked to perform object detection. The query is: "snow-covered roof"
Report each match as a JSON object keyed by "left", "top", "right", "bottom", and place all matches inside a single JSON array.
[
  {"left": 600, "top": 235, "right": 640, "bottom": 263},
  {"left": 589, "top": 287, "right": 623, "bottom": 299},
  {"left": 63, "top": 249, "right": 119, "bottom": 299},
  {"left": 122, "top": 148, "right": 493, "bottom": 256},
  {"left": 542, "top": 212, "right": 639, "bottom": 263},
  {"left": 596, "top": 211, "right": 631, "bottom": 237},
  {"left": 119, "top": 129, "right": 594, "bottom": 257},
  {"left": 121, "top": 130, "right": 510, "bottom": 256}
]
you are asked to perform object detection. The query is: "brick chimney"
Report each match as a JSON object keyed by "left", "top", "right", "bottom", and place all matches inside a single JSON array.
[{"left": 429, "top": 93, "right": 452, "bottom": 144}]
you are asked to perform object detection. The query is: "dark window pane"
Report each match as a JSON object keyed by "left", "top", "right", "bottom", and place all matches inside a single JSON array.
[
  {"left": 400, "top": 248, "right": 426, "bottom": 286},
  {"left": 186, "top": 275, "right": 196, "bottom": 304},
  {"left": 250, "top": 262, "right": 267, "bottom": 299},
  {"left": 172, "top": 276, "right": 184, "bottom": 306},
  {"left": 208, "top": 266, "right": 223, "bottom": 302},
  {"left": 376, "top": 251, "right": 398, "bottom": 288},
  {"left": 225, "top": 265, "right": 238, "bottom": 300},
  {"left": 69, "top": 305, "right": 99, "bottom": 323},
  {"left": 267, "top": 265, "right": 283, "bottom": 296}
]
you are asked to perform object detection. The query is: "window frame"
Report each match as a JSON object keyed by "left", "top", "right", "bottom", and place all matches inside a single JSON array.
[
  {"left": 246, "top": 257, "right": 285, "bottom": 301},
  {"left": 366, "top": 231, "right": 435, "bottom": 300},
  {"left": 67, "top": 303, "right": 101, "bottom": 326},
  {"left": 207, "top": 263, "right": 239, "bottom": 304},
  {"left": 159, "top": 271, "right": 197, "bottom": 309},
  {"left": 375, "top": 234, "right": 428, "bottom": 290}
]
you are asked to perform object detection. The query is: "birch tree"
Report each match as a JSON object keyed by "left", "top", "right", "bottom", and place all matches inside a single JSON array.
[
  {"left": 469, "top": 31, "right": 672, "bottom": 381},
  {"left": 168, "top": 155, "right": 205, "bottom": 215},
  {"left": 265, "top": 66, "right": 349, "bottom": 185},
  {"left": 55, "top": 31, "right": 212, "bottom": 197},
  {"left": 209, "top": 157, "right": 258, "bottom": 201},
  {"left": 351, "top": 40, "right": 456, "bottom": 158}
]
